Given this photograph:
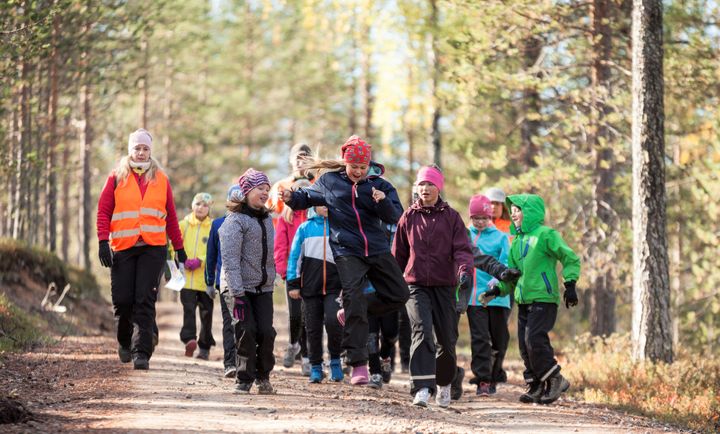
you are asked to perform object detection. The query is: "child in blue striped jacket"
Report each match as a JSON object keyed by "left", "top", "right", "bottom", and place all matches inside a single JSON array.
[{"left": 286, "top": 206, "right": 344, "bottom": 383}]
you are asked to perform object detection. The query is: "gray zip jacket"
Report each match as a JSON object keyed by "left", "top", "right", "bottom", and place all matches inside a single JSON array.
[{"left": 219, "top": 204, "right": 276, "bottom": 297}]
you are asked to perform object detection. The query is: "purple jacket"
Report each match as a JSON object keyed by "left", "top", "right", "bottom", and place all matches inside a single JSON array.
[{"left": 392, "top": 199, "right": 474, "bottom": 287}]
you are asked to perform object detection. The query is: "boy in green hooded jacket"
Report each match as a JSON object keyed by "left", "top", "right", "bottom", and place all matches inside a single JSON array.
[{"left": 484, "top": 193, "right": 580, "bottom": 404}]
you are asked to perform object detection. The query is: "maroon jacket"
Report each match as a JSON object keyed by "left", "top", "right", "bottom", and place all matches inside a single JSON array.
[{"left": 392, "top": 198, "right": 474, "bottom": 287}]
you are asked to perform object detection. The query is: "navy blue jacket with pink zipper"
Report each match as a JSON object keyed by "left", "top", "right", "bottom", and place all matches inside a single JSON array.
[{"left": 285, "top": 163, "right": 403, "bottom": 259}]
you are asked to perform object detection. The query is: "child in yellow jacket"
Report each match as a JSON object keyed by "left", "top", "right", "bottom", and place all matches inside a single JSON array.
[{"left": 177, "top": 192, "right": 215, "bottom": 359}]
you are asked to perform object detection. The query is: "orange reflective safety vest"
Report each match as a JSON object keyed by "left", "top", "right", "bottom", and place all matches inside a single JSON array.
[{"left": 110, "top": 170, "right": 169, "bottom": 251}]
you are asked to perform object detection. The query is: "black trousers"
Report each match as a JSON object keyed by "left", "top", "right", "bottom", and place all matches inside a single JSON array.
[
  {"left": 303, "top": 294, "right": 343, "bottom": 365},
  {"left": 398, "top": 306, "right": 411, "bottom": 366},
  {"left": 335, "top": 253, "right": 409, "bottom": 366},
  {"left": 286, "top": 288, "right": 307, "bottom": 357},
  {"left": 218, "top": 291, "right": 237, "bottom": 368},
  {"left": 227, "top": 291, "right": 277, "bottom": 383},
  {"left": 467, "top": 305, "right": 510, "bottom": 383},
  {"left": 517, "top": 302, "right": 560, "bottom": 383},
  {"left": 368, "top": 311, "right": 399, "bottom": 374},
  {"left": 111, "top": 245, "right": 166, "bottom": 358},
  {"left": 406, "top": 285, "right": 458, "bottom": 395},
  {"left": 180, "top": 289, "right": 216, "bottom": 350}
]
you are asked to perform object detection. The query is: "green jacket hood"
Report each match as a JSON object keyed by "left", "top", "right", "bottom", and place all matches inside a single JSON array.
[{"left": 506, "top": 194, "right": 545, "bottom": 235}]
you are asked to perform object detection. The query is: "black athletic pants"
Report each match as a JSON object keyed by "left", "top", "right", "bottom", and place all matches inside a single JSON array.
[
  {"left": 303, "top": 294, "right": 343, "bottom": 365},
  {"left": 368, "top": 311, "right": 399, "bottom": 375},
  {"left": 218, "top": 291, "right": 237, "bottom": 368},
  {"left": 227, "top": 291, "right": 277, "bottom": 383},
  {"left": 335, "top": 253, "right": 409, "bottom": 367},
  {"left": 110, "top": 245, "right": 166, "bottom": 358},
  {"left": 467, "top": 305, "right": 510, "bottom": 384},
  {"left": 286, "top": 286, "right": 308, "bottom": 357},
  {"left": 179, "top": 288, "right": 216, "bottom": 350},
  {"left": 517, "top": 302, "right": 560, "bottom": 383}
]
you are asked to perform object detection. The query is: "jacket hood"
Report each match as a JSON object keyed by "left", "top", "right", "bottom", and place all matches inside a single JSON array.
[
  {"left": 409, "top": 198, "right": 449, "bottom": 213},
  {"left": 506, "top": 194, "right": 545, "bottom": 234},
  {"left": 184, "top": 213, "right": 211, "bottom": 226}
]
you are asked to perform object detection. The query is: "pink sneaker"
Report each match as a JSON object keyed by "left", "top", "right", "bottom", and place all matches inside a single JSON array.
[
  {"left": 350, "top": 365, "right": 369, "bottom": 385},
  {"left": 184, "top": 339, "right": 197, "bottom": 357},
  {"left": 336, "top": 308, "right": 345, "bottom": 327}
]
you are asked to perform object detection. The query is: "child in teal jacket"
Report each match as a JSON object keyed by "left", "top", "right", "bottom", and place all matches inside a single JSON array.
[{"left": 485, "top": 193, "right": 580, "bottom": 405}]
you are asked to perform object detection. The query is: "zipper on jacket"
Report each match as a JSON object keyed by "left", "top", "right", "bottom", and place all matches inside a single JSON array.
[
  {"left": 541, "top": 271, "right": 552, "bottom": 294},
  {"left": 322, "top": 217, "right": 327, "bottom": 295},
  {"left": 257, "top": 216, "right": 268, "bottom": 293},
  {"left": 351, "top": 183, "right": 369, "bottom": 257}
]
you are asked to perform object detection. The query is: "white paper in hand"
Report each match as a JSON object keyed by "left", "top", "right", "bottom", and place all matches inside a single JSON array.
[{"left": 165, "top": 260, "right": 186, "bottom": 292}]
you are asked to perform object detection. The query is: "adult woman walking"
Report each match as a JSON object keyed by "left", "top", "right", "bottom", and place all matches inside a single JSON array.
[{"left": 96, "top": 128, "right": 186, "bottom": 370}]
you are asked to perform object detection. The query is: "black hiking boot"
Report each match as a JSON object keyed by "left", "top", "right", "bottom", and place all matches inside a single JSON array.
[
  {"left": 133, "top": 353, "right": 149, "bottom": 370},
  {"left": 539, "top": 373, "right": 570, "bottom": 405},
  {"left": 256, "top": 378, "right": 275, "bottom": 395},
  {"left": 451, "top": 367, "right": 465, "bottom": 400},
  {"left": 118, "top": 346, "right": 131, "bottom": 363},
  {"left": 519, "top": 381, "right": 544, "bottom": 403},
  {"left": 234, "top": 382, "right": 252, "bottom": 394}
]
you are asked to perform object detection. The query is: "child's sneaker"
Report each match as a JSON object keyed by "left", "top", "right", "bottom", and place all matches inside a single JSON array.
[
  {"left": 234, "top": 381, "right": 252, "bottom": 394},
  {"left": 413, "top": 387, "right": 430, "bottom": 407},
  {"left": 451, "top": 367, "right": 464, "bottom": 400},
  {"left": 436, "top": 384, "right": 451, "bottom": 408},
  {"left": 519, "top": 381, "right": 544, "bottom": 403},
  {"left": 329, "top": 358, "right": 344, "bottom": 382},
  {"left": 283, "top": 342, "right": 301, "bottom": 368},
  {"left": 336, "top": 308, "right": 345, "bottom": 327},
  {"left": 380, "top": 357, "right": 392, "bottom": 383},
  {"left": 184, "top": 339, "right": 197, "bottom": 357},
  {"left": 224, "top": 365, "right": 237, "bottom": 378},
  {"left": 476, "top": 382, "right": 491, "bottom": 397},
  {"left": 488, "top": 382, "right": 497, "bottom": 395},
  {"left": 301, "top": 357, "right": 311, "bottom": 376},
  {"left": 309, "top": 364, "right": 324, "bottom": 383},
  {"left": 256, "top": 378, "right": 275, "bottom": 394},
  {"left": 350, "top": 365, "right": 369, "bottom": 385},
  {"left": 539, "top": 373, "right": 569, "bottom": 404},
  {"left": 401, "top": 361, "right": 409, "bottom": 373},
  {"left": 133, "top": 353, "right": 149, "bottom": 370},
  {"left": 368, "top": 373, "right": 383, "bottom": 389}
]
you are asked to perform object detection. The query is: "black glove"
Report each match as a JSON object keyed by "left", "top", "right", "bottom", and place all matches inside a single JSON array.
[
  {"left": 482, "top": 286, "right": 502, "bottom": 306},
  {"left": 563, "top": 280, "right": 578, "bottom": 308},
  {"left": 455, "top": 273, "right": 472, "bottom": 314},
  {"left": 499, "top": 267, "right": 521, "bottom": 283},
  {"left": 175, "top": 248, "right": 187, "bottom": 265},
  {"left": 287, "top": 278, "right": 302, "bottom": 292},
  {"left": 98, "top": 240, "right": 113, "bottom": 268}
]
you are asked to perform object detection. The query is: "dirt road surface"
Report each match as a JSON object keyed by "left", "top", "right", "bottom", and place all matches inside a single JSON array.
[{"left": 2, "top": 299, "right": 681, "bottom": 433}]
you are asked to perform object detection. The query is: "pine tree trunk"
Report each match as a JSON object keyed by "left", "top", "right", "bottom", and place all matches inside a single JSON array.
[
  {"left": 139, "top": 38, "right": 149, "bottom": 129},
  {"left": 631, "top": 0, "right": 672, "bottom": 363},
  {"left": 61, "top": 113, "right": 71, "bottom": 262},
  {"left": 79, "top": 80, "right": 93, "bottom": 271},
  {"left": 589, "top": 0, "right": 618, "bottom": 337},
  {"left": 13, "top": 58, "right": 30, "bottom": 241},
  {"left": 46, "top": 11, "right": 60, "bottom": 252},
  {"left": 429, "top": 0, "right": 441, "bottom": 168},
  {"left": 520, "top": 36, "right": 541, "bottom": 168}
]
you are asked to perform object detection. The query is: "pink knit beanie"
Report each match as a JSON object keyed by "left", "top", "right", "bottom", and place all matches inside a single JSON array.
[
  {"left": 415, "top": 166, "right": 444, "bottom": 191},
  {"left": 237, "top": 168, "right": 270, "bottom": 197},
  {"left": 469, "top": 194, "right": 493, "bottom": 218}
]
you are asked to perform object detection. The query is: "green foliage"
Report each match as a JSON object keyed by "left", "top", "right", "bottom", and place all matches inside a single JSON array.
[
  {"left": 0, "top": 293, "right": 53, "bottom": 353},
  {"left": 566, "top": 333, "right": 720, "bottom": 433}
]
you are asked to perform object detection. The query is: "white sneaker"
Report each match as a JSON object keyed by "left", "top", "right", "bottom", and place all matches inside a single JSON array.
[
  {"left": 436, "top": 384, "right": 451, "bottom": 408},
  {"left": 413, "top": 387, "right": 430, "bottom": 407},
  {"left": 301, "top": 357, "right": 311, "bottom": 376},
  {"left": 283, "top": 342, "right": 301, "bottom": 368}
]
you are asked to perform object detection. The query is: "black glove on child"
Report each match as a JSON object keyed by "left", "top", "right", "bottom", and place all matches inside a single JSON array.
[
  {"left": 563, "top": 280, "right": 578, "bottom": 308},
  {"left": 175, "top": 248, "right": 187, "bottom": 265},
  {"left": 482, "top": 287, "right": 502, "bottom": 306},
  {"left": 98, "top": 240, "right": 113, "bottom": 268},
  {"left": 499, "top": 267, "right": 521, "bottom": 282}
]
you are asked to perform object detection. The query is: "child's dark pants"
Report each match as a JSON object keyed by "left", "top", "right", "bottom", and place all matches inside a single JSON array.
[
  {"left": 517, "top": 302, "right": 560, "bottom": 383},
  {"left": 467, "top": 305, "right": 510, "bottom": 383},
  {"left": 335, "top": 253, "right": 409, "bottom": 367},
  {"left": 232, "top": 292, "right": 276, "bottom": 383},
  {"left": 286, "top": 287, "right": 308, "bottom": 357},
  {"left": 406, "top": 285, "right": 458, "bottom": 395},
  {"left": 179, "top": 289, "right": 216, "bottom": 350},
  {"left": 368, "top": 311, "right": 399, "bottom": 374},
  {"left": 303, "top": 294, "right": 343, "bottom": 365},
  {"left": 218, "top": 292, "right": 237, "bottom": 369}
]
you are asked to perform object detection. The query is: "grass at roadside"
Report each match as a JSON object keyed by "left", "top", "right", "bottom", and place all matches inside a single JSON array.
[
  {"left": 564, "top": 333, "right": 720, "bottom": 433},
  {"left": 0, "top": 293, "right": 54, "bottom": 352}
]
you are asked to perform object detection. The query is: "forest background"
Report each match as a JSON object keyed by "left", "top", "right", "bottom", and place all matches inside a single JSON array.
[{"left": 1, "top": 0, "right": 719, "bottom": 428}]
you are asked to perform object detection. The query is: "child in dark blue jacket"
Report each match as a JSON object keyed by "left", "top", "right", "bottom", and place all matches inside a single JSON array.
[
  {"left": 205, "top": 185, "right": 241, "bottom": 378},
  {"left": 286, "top": 206, "right": 344, "bottom": 383},
  {"left": 283, "top": 135, "right": 409, "bottom": 386}
]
